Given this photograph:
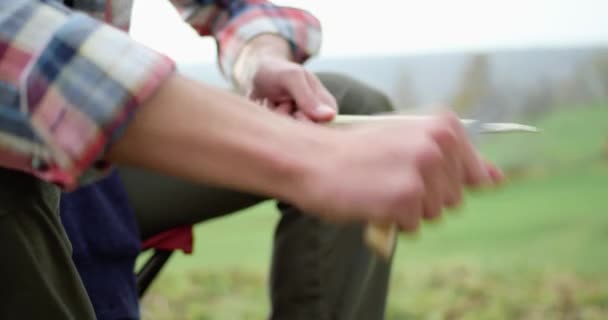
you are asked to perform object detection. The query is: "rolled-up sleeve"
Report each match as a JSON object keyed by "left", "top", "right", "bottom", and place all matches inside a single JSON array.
[
  {"left": 174, "top": 0, "right": 322, "bottom": 77},
  {"left": 0, "top": 1, "right": 175, "bottom": 189}
]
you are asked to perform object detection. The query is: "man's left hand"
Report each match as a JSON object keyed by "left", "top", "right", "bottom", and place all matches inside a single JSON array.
[
  {"left": 233, "top": 35, "right": 337, "bottom": 122},
  {"left": 248, "top": 57, "right": 337, "bottom": 122}
]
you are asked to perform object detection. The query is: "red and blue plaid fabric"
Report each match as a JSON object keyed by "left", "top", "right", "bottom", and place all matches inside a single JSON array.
[
  {"left": 0, "top": 0, "right": 321, "bottom": 189},
  {"left": 171, "top": 0, "right": 322, "bottom": 74}
]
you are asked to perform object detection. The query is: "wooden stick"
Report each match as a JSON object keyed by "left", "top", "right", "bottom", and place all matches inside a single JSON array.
[{"left": 364, "top": 223, "right": 398, "bottom": 260}]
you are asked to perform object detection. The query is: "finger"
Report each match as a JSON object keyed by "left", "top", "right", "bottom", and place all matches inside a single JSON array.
[
  {"left": 294, "top": 110, "right": 313, "bottom": 123},
  {"left": 250, "top": 98, "right": 264, "bottom": 108},
  {"left": 245, "top": 88, "right": 255, "bottom": 100},
  {"left": 306, "top": 73, "right": 338, "bottom": 113},
  {"left": 397, "top": 199, "right": 423, "bottom": 233},
  {"left": 440, "top": 112, "right": 491, "bottom": 188},
  {"left": 421, "top": 161, "right": 445, "bottom": 221},
  {"left": 431, "top": 124, "right": 463, "bottom": 207},
  {"left": 283, "top": 71, "right": 335, "bottom": 122},
  {"left": 393, "top": 172, "right": 425, "bottom": 232},
  {"left": 464, "top": 148, "right": 492, "bottom": 188},
  {"left": 445, "top": 155, "right": 464, "bottom": 207},
  {"left": 272, "top": 95, "right": 294, "bottom": 105},
  {"left": 440, "top": 152, "right": 463, "bottom": 208},
  {"left": 274, "top": 101, "right": 295, "bottom": 116},
  {"left": 261, "top": 98, "right": 272, "bottom": 109},
  {"left": 252, "top": 98, "right": 267, "bottom": 108},
  {"left": 485, "top": 160, "right": 505, "bottom": 185}
]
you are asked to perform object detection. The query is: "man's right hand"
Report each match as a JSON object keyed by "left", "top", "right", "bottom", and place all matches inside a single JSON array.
[{"left": 289, "top": 112, "right": 503, "bottom": 232}]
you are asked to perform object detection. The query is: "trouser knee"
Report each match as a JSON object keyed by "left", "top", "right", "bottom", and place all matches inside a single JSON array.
[{"left": 316, "top": 72, "right": 394, "bottom": 115}]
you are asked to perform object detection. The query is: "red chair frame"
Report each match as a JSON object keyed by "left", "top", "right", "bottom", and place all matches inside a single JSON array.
[{"left": 136, "top": 225, "right": 194, "bottom": 297}]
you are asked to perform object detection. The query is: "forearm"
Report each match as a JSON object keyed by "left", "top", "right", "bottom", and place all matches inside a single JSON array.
[{"left": 106, "top": 74, "right": 328, "bottom": 200}]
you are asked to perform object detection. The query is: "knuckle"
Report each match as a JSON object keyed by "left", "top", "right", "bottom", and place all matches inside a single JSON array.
[
  {"left": 385, "top": 179, "right": 423, "bottom": 216},
  {"left": 446, "top": 192, "right": 463, "bottom": 208},
  {"left": 433, "top": 126, "right": 458, "bottom": 149},
  {"left": 440, "top": 111, "right": 461, "bottom": 127},
  {"left": 277, "top": 72, "right": 291, "bottom": 84},
  {"left": 448, "top": 186, "right": 464, "bottom": 205},
  {"left": 423, "top": 205, "right": 442, "bottom": 220},
  {"left": 398, "top": 179, "right": 425, "bottom": 203},
  {"left": 287, "top": 66, "right": 304, "bottom": 76},
  {"left": 415, "top": 144, "right": 443, "bottom": 169},
  {"left": 281, "top": 68, "right": 302, "bottom": 81},
  {"left": 455, "top": 184, "right": 464, "bottom": 198},
  {"left": 429, "top": 112, "right": 465, "bottom": 139}
]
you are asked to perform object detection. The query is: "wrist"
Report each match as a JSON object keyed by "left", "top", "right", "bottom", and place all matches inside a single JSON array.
[
  {"left": 268, "top": 123, "right": 338, "bottom": 202},
  {"left": 110, "top": 74, "right": 333, "bottom": 202},
  {"left": 232, "top": 34, "right": 293, "bottom": 92}
]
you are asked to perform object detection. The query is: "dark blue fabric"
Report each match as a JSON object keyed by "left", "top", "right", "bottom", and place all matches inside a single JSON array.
[{"left": 60, "top": 169, "right": 141, "bottom": 320}]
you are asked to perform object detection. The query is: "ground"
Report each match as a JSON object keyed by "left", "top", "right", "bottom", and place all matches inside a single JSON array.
[{"left": 140, "top": 105, "right": 608, "bottom": 319}]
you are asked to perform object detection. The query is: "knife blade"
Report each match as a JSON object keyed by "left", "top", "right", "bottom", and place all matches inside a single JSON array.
[{"left": 329, "top": 114, "right": 540, "bottom": 134}]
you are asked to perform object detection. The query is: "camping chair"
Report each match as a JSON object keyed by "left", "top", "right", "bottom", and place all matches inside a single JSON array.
[{"left": 136, "top": 225, "right": 194, "bottom": 297}]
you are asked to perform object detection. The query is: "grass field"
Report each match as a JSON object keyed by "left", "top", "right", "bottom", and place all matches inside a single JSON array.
[{"left": 140, "top": 105, "right": 608, "bottom": 319}]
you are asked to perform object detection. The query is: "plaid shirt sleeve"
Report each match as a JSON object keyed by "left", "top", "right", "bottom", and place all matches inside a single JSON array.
[
  {"left": 0, "top": 1, "right": 175, "bottom": 189},
  {"left": 171, "top": 0, "right": 322, "bottom": 77}
]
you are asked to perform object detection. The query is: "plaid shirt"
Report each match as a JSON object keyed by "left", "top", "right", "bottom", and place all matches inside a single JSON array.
[{"left": 0, "top": 0, "right": 321, "bottom": 189}]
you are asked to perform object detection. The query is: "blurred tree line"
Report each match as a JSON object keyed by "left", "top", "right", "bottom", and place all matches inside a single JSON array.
[{"left": 389, "top": 49, "right": 608, "bottom": 122}]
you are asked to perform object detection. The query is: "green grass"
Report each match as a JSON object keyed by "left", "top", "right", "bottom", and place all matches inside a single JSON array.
[{"left": 140, "top": 105, "right": 608, "bottom": 319}]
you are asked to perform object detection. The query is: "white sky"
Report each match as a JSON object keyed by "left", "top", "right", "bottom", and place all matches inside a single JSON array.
[{"left": 130, "top": 0, "right": 608, "bottom": 63}]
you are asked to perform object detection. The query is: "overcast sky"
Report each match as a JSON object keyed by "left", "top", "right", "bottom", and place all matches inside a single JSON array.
[{"left": 130, "top": 0, "right": 608, "bottom": 63}]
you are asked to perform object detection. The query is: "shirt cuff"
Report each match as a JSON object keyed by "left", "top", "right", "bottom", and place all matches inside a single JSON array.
[
  {"left": 215, "top": 6, "right": 322, "bottom": 78},
  {"left": 21, "top": 11, "right": 175, "bottom": 189}
]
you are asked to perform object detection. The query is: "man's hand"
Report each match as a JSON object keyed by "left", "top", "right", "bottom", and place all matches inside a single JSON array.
[
  {"left": 111, "top": 74, "right": 501, "bottom": 235},
  {"left": 289, "top": 112, "right": 504, "bottom": 231},
  {"left": 233, "top": 35, "right": 337, "bottom": 122}
]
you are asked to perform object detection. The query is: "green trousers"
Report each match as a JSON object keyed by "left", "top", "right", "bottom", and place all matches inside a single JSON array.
[
  {"left": 0, "top": 73, "right": 394, "bottom": 320},
  {"left": 0, "top": 169, "right": 97, "bottom": 320}
]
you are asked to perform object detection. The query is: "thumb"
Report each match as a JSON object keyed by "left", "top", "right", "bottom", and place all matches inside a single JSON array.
[{"left": 284, "top": 73, "right": 336, "bottom": 121}]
